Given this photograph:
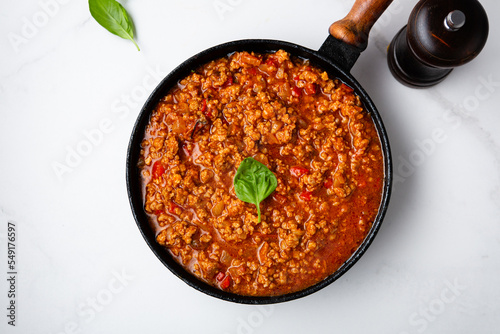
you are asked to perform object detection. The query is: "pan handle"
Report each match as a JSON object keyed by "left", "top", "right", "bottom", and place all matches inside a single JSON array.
[
  {"left": 330, "top": 0, "right": 393, "bottom": 51},
  {"left": 318, "top": 0, "right": 393, "bottom": 71}
]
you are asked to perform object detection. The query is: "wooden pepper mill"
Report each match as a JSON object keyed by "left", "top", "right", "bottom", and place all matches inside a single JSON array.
[{"left": 387, "top": 0, "right": 489, "bottom": 87}]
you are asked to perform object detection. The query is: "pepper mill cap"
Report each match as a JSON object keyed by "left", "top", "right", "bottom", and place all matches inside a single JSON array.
[{"left": 407, "top": 0, "right": 489, "bottom": 68}]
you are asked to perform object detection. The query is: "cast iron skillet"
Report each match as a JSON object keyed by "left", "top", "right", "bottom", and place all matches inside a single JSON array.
[{"left": 127, "top": 0, "right": 394, "bottom": 304}]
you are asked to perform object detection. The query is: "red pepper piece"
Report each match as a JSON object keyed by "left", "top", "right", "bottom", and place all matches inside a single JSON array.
[
  {"left": 299, "top": 191, "right": 312, "bottom": 201},
  {"left": 152, "top": 161, "right": 166, "bottom": 179},
  {"left": 220, "top": 275, "right": 231, "bottom": 289},
  {"left": 200, "top": 99, "right": 207, "bottom": 113},
  {"left": 216, "top": 272, "right": 225, "bottom": 282},
  {"left": 200, "top": 99, "right": 213, "bottom": 118},
  {"left": 340, "top": 83, "right": 354, "bottom": 93},
  {"left": 292, "top": 86, "right": 302, "bottom": 97},
  {"left": 304, "top": 83, "right": 318, "bottom": 95},
  {"left": 182, "top": 142, "right": 192, "bottom": 156},
  {"left": 323, "top": 178, "right": 333, "bottom": 189},
  {"left": 265, "top": 58, "right": 280, "bottom": 68},
  {"left": 167, "top": 202, "right": 180, "bottom": 214},
  {"left": 273, "top": 193, "right": 287, "bottom": 205},
  {"left": 290, "top": 166, "right": 309, "bottom": 178},
  {"left": 265, "top": 58, "right": 279, "bottom": 68},
  {"left": 223, "top": 76, "right": 234, "bottom": 87},
  {"left": 215, "top": 272, "right": 231, "bottom": 289}
]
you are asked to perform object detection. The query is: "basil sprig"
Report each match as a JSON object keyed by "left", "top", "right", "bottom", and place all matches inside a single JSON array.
[
  {"left": 234, "top": 157, "right": 277, "bottom": 223},
  {"left": 89, "top": 0, "right": 140, "bottom": 50}
]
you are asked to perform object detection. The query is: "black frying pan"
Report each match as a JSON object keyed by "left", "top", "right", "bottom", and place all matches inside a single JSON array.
[{"left": 127, "top": 0, "right": 394, "bottom": 304}]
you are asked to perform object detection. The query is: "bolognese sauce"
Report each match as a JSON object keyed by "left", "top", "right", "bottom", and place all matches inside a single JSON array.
[{"left": 138, "top": 50, "right": 384, "bottom": 296}]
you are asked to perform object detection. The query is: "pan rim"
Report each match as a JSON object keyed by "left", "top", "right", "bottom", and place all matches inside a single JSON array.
[{"left": 126, "top": 38, "right": 393, "bottom": 304}]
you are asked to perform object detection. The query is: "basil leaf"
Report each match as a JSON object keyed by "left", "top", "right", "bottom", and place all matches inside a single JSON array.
[
  {"left": 234, "top": 157, "right": 277, "bottom": 223},
  {"left": 89, "top": 0, "right": 140, "bottom": 51}
]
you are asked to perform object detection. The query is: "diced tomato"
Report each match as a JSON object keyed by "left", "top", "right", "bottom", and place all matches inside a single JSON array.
[
  {"left": 248, "top": 67, "right": 258, "bottom": 76},
  {"left": 167, "top": 201, "right": 180, "bottom": 214},
  {"left": 292, "top": 86, "right": 302, "bottom": 97},
  {"left": 293, "top": 75, "right": 300, "bottom": 81},
  {"left": 290, "top": 166, "right": 309, "bottom": 178},
  {"left": 154, "top": 209, "right": 163, "bottom": 216},
  {"left": 324, "top": 178, "right": 333, "bottom": 189},
  {"left": 152, "top": 161, "right": 166, "bottom": 179},
  {"left": 216, "top": 272, "right": 225, "bottom": 282},
  {"left": 299, "top": 191, "right": 312, "bottom": 201},
  {"left": 340, "top": 83, "right": 354, "bottom": 93},
  {"left": 220, "top": 275, "right": 231, "bottom": 289},
  {"left": 304, "top": 83, "right": 318, "bottom": 95}
]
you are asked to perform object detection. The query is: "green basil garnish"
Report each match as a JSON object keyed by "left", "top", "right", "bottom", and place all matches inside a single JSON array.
[
  {"left": 88, "top": 0, "right": 140, "bottom": 51},
  {"left": 234, "top": 157, "right": 277, "bottom": 223}
]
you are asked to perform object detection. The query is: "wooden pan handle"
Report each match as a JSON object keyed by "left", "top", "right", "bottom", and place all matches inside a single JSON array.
[{"left": 330, "top": 0, "right": 394, "bottom": 51}]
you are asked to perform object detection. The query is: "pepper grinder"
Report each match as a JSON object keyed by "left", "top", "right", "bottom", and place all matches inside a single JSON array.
[{"left": 387, "top": 0, "right": 489, "bottom": 88}]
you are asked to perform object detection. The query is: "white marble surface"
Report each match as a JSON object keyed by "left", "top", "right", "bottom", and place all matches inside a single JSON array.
[{"left": 1, "top": 0, "right": 499, "bottom": 333}]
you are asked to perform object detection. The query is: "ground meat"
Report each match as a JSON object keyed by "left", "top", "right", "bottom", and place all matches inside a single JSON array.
[{"left": 139, "top": 50, "right": 384, "bottom": 297}]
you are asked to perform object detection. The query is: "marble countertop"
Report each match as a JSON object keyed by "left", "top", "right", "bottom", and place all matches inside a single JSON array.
[{"left": 1, "top": 0, "right": 499, "bottom": 333}]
